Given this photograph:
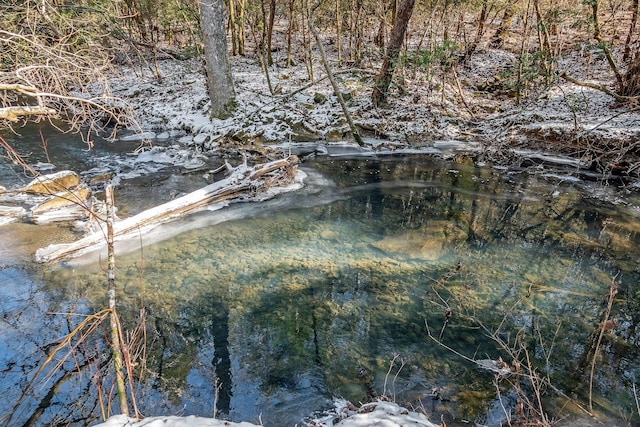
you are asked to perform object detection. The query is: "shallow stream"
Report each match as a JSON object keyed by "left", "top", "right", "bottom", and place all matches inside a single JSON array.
[{"left": 2, "top": 125, "right": 640, "bottom": 426}]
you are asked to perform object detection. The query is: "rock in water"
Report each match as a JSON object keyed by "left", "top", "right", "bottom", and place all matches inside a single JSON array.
[{"left": 21, "top": 170, "right": 81, "bottom": 194}]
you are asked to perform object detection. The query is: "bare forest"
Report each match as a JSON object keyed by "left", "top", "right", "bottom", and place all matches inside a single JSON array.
[
  {"left": 2, "top": 0, "right": 640, "bottom": 175},
  {"left": 3, "top": 2, "right": 640, "bottom": 427}
]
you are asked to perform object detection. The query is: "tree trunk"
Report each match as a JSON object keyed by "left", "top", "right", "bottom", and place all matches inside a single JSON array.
[
  {"left": 335, "top": 0, "right": 342, "bottom": 63},
  {"left": 590, "top": 0, "right": 624, "bottom": 90},
  {"left": 351, "top": 0, "right": 364, "bottom": 65},
  {"left": 286, "top": 0, "right": 296, "bottom": 67},
  {"left": 106, "top": 185, "right": 130, "bottom": 417},
  {"left": 533, "top": 0, "right": 553, "bottom": 79},
  {"left": 36, "top": 157, "right": 300, "bottom": 263},
  {"left": 200, "top": 0, "right": 236, "bottom": 119},
  {"left": 229, "top": 0, "right": 238, "bottom": 55},
  {"left": 371, "top": 0, "right": 415, "bottom": 107},
  {"left": 301, "top": 1, "right": 314, "bottom": 80},
  {"left": 621, "top": 54, "right": 640, "bottom": 97},
  {"left": 624, "top": 0, "right": 639, "bottom": 62},
  {"left": 266, "top": 0, "right": 276, "bottom": 65},
  {"left": 460, "top": 0, "right": 488, "bottom": 64},
  {"left": 489, "top": 2, "right": 516, "bottom": 48},
  {"left": 238, "top": 0, "right": 246, "bottom": 55},
  {"left": 307, "top": 0, "right": 364, "bottom": 145}
]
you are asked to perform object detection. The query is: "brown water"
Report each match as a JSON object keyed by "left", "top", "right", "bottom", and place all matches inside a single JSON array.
[{"left": 1, "top": 128, "right": 640, "bottom": 426}]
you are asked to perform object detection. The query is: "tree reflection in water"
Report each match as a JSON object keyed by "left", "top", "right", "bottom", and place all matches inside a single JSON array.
[{"left": 3, "top": 154, "right": 640, "bottom": 426}]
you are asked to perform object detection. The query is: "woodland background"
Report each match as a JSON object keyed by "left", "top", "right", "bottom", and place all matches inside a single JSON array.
[{"left": 2, "top": 0, "right": 640, "bottom": 173}]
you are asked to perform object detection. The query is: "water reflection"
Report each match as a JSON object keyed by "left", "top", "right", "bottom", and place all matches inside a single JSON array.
[{"left": 2, "top": 152, "right": 640, "bottom": 426}]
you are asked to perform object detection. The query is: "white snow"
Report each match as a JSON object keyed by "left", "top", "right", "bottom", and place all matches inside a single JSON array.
[
  {"left": 95, "top": 414, "right": 260, "bottom": 427},
  {"left": 96, "top": 44, "right": 640, "bottom": 173},
  {"left": 93, "top": 400, "right": 439, "bottom": 427}
]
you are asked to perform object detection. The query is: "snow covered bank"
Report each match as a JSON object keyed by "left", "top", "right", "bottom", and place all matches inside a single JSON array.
[
  {"left": 104, "top": 48, "right": 640, "bottom": 172},
  {"left": 94, "top": 400, "right": 439, "bottom": 427}
]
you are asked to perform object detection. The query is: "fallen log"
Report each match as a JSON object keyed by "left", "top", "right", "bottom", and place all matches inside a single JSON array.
[{"left": 35, "top": 155, "right": 301, "bottom": 263}]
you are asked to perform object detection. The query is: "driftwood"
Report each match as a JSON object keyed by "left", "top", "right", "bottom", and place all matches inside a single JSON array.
[
  {"left": 35, "top": 156, "right": 300, "bottom": 263},
  {"left": 0, "top": 170, "right": 94, "bottom": 225}
]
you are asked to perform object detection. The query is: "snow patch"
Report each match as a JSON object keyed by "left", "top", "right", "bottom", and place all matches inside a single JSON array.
[{"left": 93, "top": 401, "right": 439, "bottom": 427}]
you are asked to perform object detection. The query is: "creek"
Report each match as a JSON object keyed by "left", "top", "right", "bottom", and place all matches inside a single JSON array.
[{"left": 1, "top": 124, "right": 640, "bottom": 426}]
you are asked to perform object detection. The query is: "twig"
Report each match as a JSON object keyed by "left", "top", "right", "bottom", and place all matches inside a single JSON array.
[
  {"left": 452, "top": 66, "right": 474, "bottom": 118},
  {"left": 391, "top": 357, "right": 406, "bottom": 402},
  {"left": 493, "top": 377, "right": 512, "bottom": 425},
  {"left": 382, "top": 353, "right": 399, "bottom": 398},
  {"left": 588, "top": 275, "right": 618, "bottom": 412},
  {"left": 3, "top": 310, "right": 111, "bottom": 427},
  {"left": 522, "top": 343, "right": 550, "bottom": 425},
  {"left": 425, "top": 319, "right": 477, "bottom": 365},
  {"left": 558, "top": 71, "right": 635, "bottom": 104}
]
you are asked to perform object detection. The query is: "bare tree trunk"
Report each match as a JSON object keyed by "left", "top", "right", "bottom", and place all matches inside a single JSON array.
[
  {"left": 250, "top": 22, "right": 275, "bottom": 95},
  {"left": 374, "top": 0, "right": 387, "bottom": 48},
  {"left": 515, "top": 0, "right": 533, "bottom": 105},
  {"left": 371, "top": 0, "right": 415, "bottom": 106},
  {"left": 534, "top": 0, "right": 553, "bottom": 79},
  {"left": 374, "top": 0, "right": 397, "bottom": 48},
  {"left": 590, "top": 0, "right": 624, "bottom": 90},
  {"left": 352, "top": 0, "right": 364, "bottom": 65},
  {"left": 490, "top": 1, "right": 517, "bottom": 48},
  {"left": 461, "top": 0, "right": 488, "bottom": 64},
  {"left": 286, "top": 0, "right": 296, "bottom": 67},
  {"left": 302, "top": 1, "right": 314, "bottom": 80},
  {"left": 260, "top": 0, "right": 268, "bottom": 51},
  {"left": 307, "top": 0, "right": 364, "bottom": 145},
  {"left": 335, "top": 0, "right": 342, "bottom": 63},
  {"left": 37, "top": 158, "right": 300, "bottom": 263},
  {"left": 106, "top": 184, "right": 130, "bottom": 417},
  {"left": 624, "top": 0, "right": 639, "bottom": 62},
  {"left": 266, "top": 0, "right": 276, "bottom": 65},
  {"left": 200, "top": 0, "right": 236, "bottom": 119},
  {"left": 238, "top": 0, "right": 246, "bottom": 55},
  {"left": 229, "top": 0, "right": 238, "bottom": 55}
]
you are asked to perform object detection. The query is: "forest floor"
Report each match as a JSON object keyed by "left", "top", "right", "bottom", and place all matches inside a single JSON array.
[{"left": 105, "top": 43, "right": 640, "bottom": 181}]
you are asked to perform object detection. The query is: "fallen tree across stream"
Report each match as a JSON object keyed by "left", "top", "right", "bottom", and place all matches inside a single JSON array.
[{"left": 35, "top": 155, "right": 301, "bottom": 263}]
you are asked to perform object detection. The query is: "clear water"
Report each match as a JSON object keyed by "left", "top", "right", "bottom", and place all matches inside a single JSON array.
[{"left": 2, "top": 126, "right": 640, "bottom": 426}]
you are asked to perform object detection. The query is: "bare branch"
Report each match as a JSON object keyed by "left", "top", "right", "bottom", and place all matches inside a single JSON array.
[
  {"left": 558, "top": 71, "right": 638, "bottom": 104},
  {"left": 0, "top": 105, "right": 57, "bottom": 122}
]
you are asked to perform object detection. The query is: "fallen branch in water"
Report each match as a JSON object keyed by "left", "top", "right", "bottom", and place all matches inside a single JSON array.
[{"left": 35, "top": 155, "right": 301, "bottom": 263}]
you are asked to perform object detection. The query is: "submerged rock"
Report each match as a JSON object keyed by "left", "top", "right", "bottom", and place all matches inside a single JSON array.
[{"left": 372, "top": 221, "right": 468, "bottom": 261}]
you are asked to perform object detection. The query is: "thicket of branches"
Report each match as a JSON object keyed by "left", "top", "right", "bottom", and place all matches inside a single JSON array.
[
  {"left": 0, "top": 0, "right": 196, "bottom": 144},
  {"left": 212, "top": 0, "right": 640, "bottom": 98}
]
